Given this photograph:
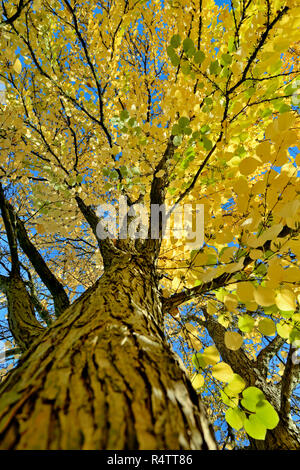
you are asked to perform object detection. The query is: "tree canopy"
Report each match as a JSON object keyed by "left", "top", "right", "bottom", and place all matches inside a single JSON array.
[{"left": 0, "top": 0, "right": 299, "bottom": 449}]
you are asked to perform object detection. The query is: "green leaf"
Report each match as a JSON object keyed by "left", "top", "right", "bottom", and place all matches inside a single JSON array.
[
  {"left": 194, "top": 50, "right": 205, "bottom": 64},
  {"left": 170, "top": 34, "right": 181, "bottom": 48},
  {"left": 181, "top": 62, "right": 191, "bottom": 75},
  {"left": 279, "top": 103, "right": 290, "bottom": 114},
  {"left": 241, "top": 386, "right": 265, "bottom": 412},
  {"left": 128, "top": 117, "right": 136, "bottom": 127},
  {"left": 290, "top": 327, "right": 300, "bottom": 344},
  {"left": 202, "top": 136, "right": 213, "bottom": 151},
  {"left": 166, "top": 45, "right": 175, "bottom": 58},
  {"left": 171, "top": 124, "right": 181, "bottom": 135},
  {"left": 192, "top": 353, "right": 206, "bottom": 370},
  {"left": 183, "top": 37, "right": 194, "bottom": 53},
  {"left": 258, "top": 318, "right": 276, "bottom": 336},
  {"left": 256, "top": 400, "right": 279, "bottom": 430},
  {"left": 170, "top": 54, "right": 180, "bottom": 67},
  {"left": 225, "top": 407, "right": 245, "bottom": 431},
  {"left": 209, "top": 60, "right": 220, "bottom": 75},
  {"left": 178, "top": 116, "right": 190, "bottom": 128},
  {"left": 200, "top": 124, "right": 210, "bottom": 134},
  {"left": 228, "top": 37, "right": 236, "bottom": 53},
  {"left": 120, "top": 109, "right": 129, "bottom": 121},
  {"left": 284, "top": 83, "right": 296, "bottom": 96},
  {"left": 215, "top": 288, "right": 226, "bottom": 302},
  {"left": 221, "top": 53, "right": 232, "bottom": 66},
  {"left": 244, "top": 414, "right": 267, "bottom": 440},
  {"left": 280, "top": 310, "right": 294, "bottom": 319},
  {"left": 183, "top": 126, "right": 192, "bottom": 136},
  {"left": 238, "top": 314, "right": 255, "bottom": 333}
]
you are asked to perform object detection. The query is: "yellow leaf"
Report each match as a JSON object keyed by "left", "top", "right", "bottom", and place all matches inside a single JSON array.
[
  {"left": 239, "top": 157, "right": 261, "bottom": 175},
  {"left": 185, "top": 323, "right": 198, "bottom": 335},
  {"left": 236, "top": 282, "right": 255, "bottom": 302},
  {"left": 275, "top": 289, "right": 296, "bottom": 312},
  {"left": 224, "top": 331, "right": 243, "bottom": 351},
  {"left": 224, "top": 294, "right": 238, "bottom": 312},
  {"left": 253, "top": 286, "right": 276, "bottom": 307},
  {"left": 13, "top": 58, "right": 22, "bottom": 74},
  {"left": 212, "top": 362, "right": 234, "bottom": 382},
  {"left": 191, "top": 373, "right": 205, "bottom": 389},
  {"left": 250, "top": 249, "right": 262, "bottom": 260},
  {"left": 202, "top": 346, "right": 220, "bottom": 365},
  {"left": 207, "top": 301, "right": 218, "bottom": 315},
  {"left": 276, "top": 113, "right": 295, "bottom": 132}
]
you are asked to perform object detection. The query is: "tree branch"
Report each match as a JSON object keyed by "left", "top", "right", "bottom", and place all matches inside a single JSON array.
[
  {"left": 1, "top": 0, "right": 30, "bottom": 26},
  {"left": 256, "top": 335, "right": 286, "bottom": 377},
  {"left": 280, "top": 345, "right": 300, "bottom": 417},
  {"left": 2, "top": 193, "right": 69, "bottom": 317}
]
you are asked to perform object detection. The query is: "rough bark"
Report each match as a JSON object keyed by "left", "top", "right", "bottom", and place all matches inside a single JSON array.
[
  {"left": 0, "top": 253, "right": 216, "bottom": 450},
  {"left": 6, "top": 273, "right": 45, "bottom": 351}
]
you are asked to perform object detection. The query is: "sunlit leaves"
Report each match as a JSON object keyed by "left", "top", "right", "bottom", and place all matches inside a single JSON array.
[
  {"left": 1, "top": 0, "right": 300, "bottom": 450},
  {"left": 275, "top": 289, "right": 296, "bottom": 312},
  {"left": 254, "top": 286, "right": 275, "bottom": 307},
  {"left": 241, "top": 387, "right": 265, "bottom": 413},
  {"left": 238, "top": 314, "right": 255, "bottom": 333},
  {"left": 225, "top": 407, "right": 245, "bottom": 431},
  {"left": 221, "top": 387, "right": 281, "bottom": 440},
  {"left": 202, "top": 346, "right": 220, "bottom": 365},
  {"left": 192, "top": 352, "right": 206, "bottom": 370},
  {"left": 13, "top": 58, "right": 22, "bottom": 74},
  {"left": 211, "top": 362, "right": 234, "bottom": 382},
  {"left": 191, "top": 372, "right": 205, "bottom": 389},
  {"left": 255, "top": 400, "right": 279, "bottom": 430},
  {"left": 244, "top": 415, "right": 267, "bottom": 440},
  {"left": 194, "top": 50, "right": 205, "bottom": 64}
]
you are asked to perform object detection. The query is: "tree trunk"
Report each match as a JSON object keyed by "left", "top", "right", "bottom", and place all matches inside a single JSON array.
[{"left": 0, "top": 253, "right": 216, "bottom": 450}]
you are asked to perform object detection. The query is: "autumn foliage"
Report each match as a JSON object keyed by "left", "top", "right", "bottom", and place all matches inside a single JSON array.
[{"left": 0, "top": 0, "right": 299, "bottom": 449}]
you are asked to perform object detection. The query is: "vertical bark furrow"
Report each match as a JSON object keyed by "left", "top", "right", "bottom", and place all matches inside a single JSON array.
[{"left": 0, "top": 256, "right": 216, "bottom": 450}]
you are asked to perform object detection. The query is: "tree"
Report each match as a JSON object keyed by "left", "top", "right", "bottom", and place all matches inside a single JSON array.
[{"left": 0, "top": 0, "right": 299, "bottom": 450}]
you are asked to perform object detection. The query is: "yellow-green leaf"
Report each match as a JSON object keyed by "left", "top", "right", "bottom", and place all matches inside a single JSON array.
[
  {"left": 244, "top": 414, "right": 267, "bottom": 440},
  {"left": 258, "top": 318, "right": 276, "bottom": 336},
  {"left": 227, "top": 373, "right": 246, "bottom": 395},
  {"left": 238, "top": 314, "right": 255, "bottom": 333},
  {"left": 191, "top": 373, "right": 205, "bottom": 389},
  {"left": 275, "top": 289, "right": 296, "bottom": 312},
  {"left": 202, "top": 346, "right": 220, "bottom": 365},
  {"left": 225, "top": 407, "right": 246, "bottom": 431},
  {"left": 256, "top": 400, "right": 279, "bottom": 430},
  {"left": 212, "top": 362, "right": 234, "bottom": 382}
]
